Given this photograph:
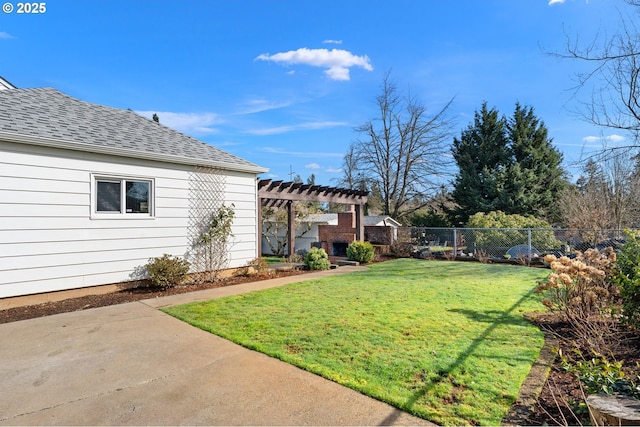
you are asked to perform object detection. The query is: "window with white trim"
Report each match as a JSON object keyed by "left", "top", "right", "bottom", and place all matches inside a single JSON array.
[{"left": 93, "top": 176, "right": 154, "bottom": 217}]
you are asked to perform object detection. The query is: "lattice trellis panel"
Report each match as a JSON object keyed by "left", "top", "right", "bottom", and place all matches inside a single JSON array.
[{"left": 188, "top": 166, "right": 227, "bottom": 282}]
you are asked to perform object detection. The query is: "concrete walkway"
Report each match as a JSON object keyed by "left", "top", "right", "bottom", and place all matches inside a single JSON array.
[{"left": 0, "top": 266, "right": 432, "bottom": 426}]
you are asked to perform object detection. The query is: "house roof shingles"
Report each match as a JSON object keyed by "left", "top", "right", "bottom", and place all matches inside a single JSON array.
[{"left": 0, "top": 88, "right": 266, "bottom": 173}]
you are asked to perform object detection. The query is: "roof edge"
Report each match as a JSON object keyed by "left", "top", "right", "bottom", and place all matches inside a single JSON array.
[
  {"left": 0, "top": 76, "right": 17, "bottom": 90},
  {"left": 0, "top": 130, "right": 269, "bottom": 174}
]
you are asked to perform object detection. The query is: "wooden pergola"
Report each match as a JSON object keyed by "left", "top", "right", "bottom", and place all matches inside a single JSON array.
[{"left": 257, "top": 179, "right": 369, "bottom": 256}]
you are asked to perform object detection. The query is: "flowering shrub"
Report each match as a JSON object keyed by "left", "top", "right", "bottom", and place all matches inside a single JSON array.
[{"left": 535, "top": 248, "right": 617, "bottom": 323}]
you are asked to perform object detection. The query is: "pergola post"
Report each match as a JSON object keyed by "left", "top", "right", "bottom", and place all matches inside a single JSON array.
[
  {"left": 355, "top": 203, "right": 364, "bottom": 241},
  {"left": 257, "top": 196, "right": 263, "bottom": 257},
  {"left": 287, "top": 200, "right": 296, "bottom": 256}
]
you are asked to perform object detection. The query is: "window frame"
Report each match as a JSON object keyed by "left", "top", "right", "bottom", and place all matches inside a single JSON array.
[{"left": 91, "top": 174, "right": 155, "bottom": 219}]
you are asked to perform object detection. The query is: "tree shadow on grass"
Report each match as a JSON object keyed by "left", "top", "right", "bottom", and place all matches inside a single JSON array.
[
  {"left": 448, "top": 308, "right": 533, "bottom": 327},
  {"left": 379, "top": 289, "right": 539, "bottom": 426}
]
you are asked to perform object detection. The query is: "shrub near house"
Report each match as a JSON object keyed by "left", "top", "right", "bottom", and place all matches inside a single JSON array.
[
  {"left": 304, "top": 247, "right": 331, "bottom": 270},
  {"left": 145, "top": 254, "right": 191, "bottom": 288},
  {"left": 346, "top": 241, "right": 375, "bottom": 263}
]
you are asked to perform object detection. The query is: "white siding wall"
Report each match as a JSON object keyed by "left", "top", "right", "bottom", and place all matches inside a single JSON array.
[
  {"left": 0, "top": 141, "right": 259, "bottom": 298},
  {"left": 261, "top": 222, "right": 323, "bottom": 256}
]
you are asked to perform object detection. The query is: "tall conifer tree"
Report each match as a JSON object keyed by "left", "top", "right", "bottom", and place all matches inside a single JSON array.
[
  {"left": 450, "top": 103, "right": 509, "bottom": 225},
  {"left": 450, "top": 103, "right": 566, "bottom": 225},
  {"left": 503, "top": 103, "right": 565, "bottom": 222}
]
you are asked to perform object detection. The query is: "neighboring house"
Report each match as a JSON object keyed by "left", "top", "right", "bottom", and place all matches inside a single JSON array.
[
  {"left": 362, "top": 214, "right": 402, "bottom": 245},
  {"left": 261, "top": 212, "right": 401, "bottom": 256},
  {"left": 0, "top": 84, "right": 267, "bottom": 298}
]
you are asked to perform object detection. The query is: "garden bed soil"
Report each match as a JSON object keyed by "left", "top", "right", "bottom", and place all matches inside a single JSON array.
[
  {"left": 2, "top": 264, "right": 639, "bottom": 426},
  {"left": 520, "top": 314, "right": 640, "bottom": 426}
]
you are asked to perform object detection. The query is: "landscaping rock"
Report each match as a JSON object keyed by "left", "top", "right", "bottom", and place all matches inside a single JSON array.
[{"left": 586, "top": 394, "right": 640, "bottom": 426}]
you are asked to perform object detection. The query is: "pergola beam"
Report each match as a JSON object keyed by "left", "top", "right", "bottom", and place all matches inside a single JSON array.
[
  {"left": 258, "top": 179, "right": 368, "bottom": 206},
  {"left": 257, "top": 179, "right": 369, "bottom": 256}
]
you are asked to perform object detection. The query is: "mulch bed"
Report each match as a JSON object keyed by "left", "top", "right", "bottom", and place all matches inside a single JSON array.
[
  {"left": 2, "top": 264, "right": 639, "bottom": 426},
  {"left": 521, "top": 314, "right": 640, "bottom": 426}
]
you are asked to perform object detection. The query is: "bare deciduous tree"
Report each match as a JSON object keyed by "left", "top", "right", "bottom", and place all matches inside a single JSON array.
[
  {"left": 554, "top": 0, "right": 640, "bottom": 158},
  {"left": 349, "top": 71, "right": 455, "bottom": 221},
  {"left": 560, "top": 152, "right": 640, "bottom": 230},
  {"left": 261, "top": 204, "right": 316, "bottom": 256}
]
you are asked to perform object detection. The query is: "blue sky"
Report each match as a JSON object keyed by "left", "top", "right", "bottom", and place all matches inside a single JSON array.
[{"left": 0, "top": 0, "right": 630, "bottom": 185}]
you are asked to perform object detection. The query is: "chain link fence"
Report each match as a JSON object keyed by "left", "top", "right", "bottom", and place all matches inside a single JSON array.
[{"left": 396, "top": 227, "right": 628, "bottom": 260}]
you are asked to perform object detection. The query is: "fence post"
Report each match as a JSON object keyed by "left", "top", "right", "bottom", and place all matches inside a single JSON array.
[
  {"left": 528, "top": 228, "right": 532, "bottom": 259},
  {"left": 453, "top": 228, "right": 457, "bottom": 257}
]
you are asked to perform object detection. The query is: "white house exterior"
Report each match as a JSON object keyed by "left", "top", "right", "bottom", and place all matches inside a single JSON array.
[{"left": 0, "top": 87, "right": 267, "bottom": 298}]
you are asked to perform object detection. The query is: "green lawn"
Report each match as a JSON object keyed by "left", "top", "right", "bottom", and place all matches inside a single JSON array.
[
  {"left": 261, "top": 255, "right": 285, "bottom": 264},
  {"left": 163, "top": 259, "right": 548, "bottom": 426}
]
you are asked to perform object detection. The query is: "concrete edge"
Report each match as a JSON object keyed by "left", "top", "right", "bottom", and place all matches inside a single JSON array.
[
  {"left": 142, "top": 265, "right": 369, "bottom": 309},
  {"left": 502, "top": 336, "right": 559, "bottom": 425}
]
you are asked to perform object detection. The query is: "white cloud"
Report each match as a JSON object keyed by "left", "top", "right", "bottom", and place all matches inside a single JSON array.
[
  {"left": 548, "top": 0, "right": 566, "bottom": 5},
  {"left": 582, "top": 134, "right": 626, "bottom": 144},
  {"left": 0, "top": 32, "right": 15, "bottom": 39},
  {"left": 259, "top": 147, "right": 343, "bottom": 158},
  {"left": 555, "top": 142, "right": 602, "bottom": 148},
  {"left": 236, "top": 98, "right": 292, "bottom": 115},
  {"left": 305, "top": 163, "right": 321, "bottom": 169},
  {"left": 136, "top": 111, "right": 222, "bottom": 134},
  {"left": 255, "top": 48, "right": 373, "bottom": 81},
  {"left": 325, "top": 168, "right": 343, "bottom": 173},
  {"left": 323, "top": 39, "right": 343, "bottom": 45},
  {"left": 246, "top": 120, "right": 348, "bottom": 136},
  {"left": 607, "top": 134, "right": 626, "bottom": 143}
]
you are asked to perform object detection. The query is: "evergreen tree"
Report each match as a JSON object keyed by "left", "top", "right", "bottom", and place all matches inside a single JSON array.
[
  {"left": 503, "top": 103, "right": 565, "bottom": 222},
  {"left": 450, "top": 103, "right": 509, "bottom": 225},
  {"left": 450, "top": 102, "right": 566, "bottom": 225},
  {"left": 576, "top": 159, "right": 607, "bottom": 192}
]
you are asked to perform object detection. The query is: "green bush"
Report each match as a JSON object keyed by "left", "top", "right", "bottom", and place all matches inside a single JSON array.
[
  {"left": 466, "top": 211, "right": 561, "bottom": 250},
  {"left": 346, "top": 241, "right": 375, "bottom": 263},
  {"left": 613, "top": 230, "right": 640, "bottom": 329},
  {"left": 562, "top": 353, "right": 640, "bottom": 399},
  {"left": 146, "top": 254, "right": 191, "bottom": 288},
  {"left": 304, "top": 247, "right": 331, "bottom": 270}
]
